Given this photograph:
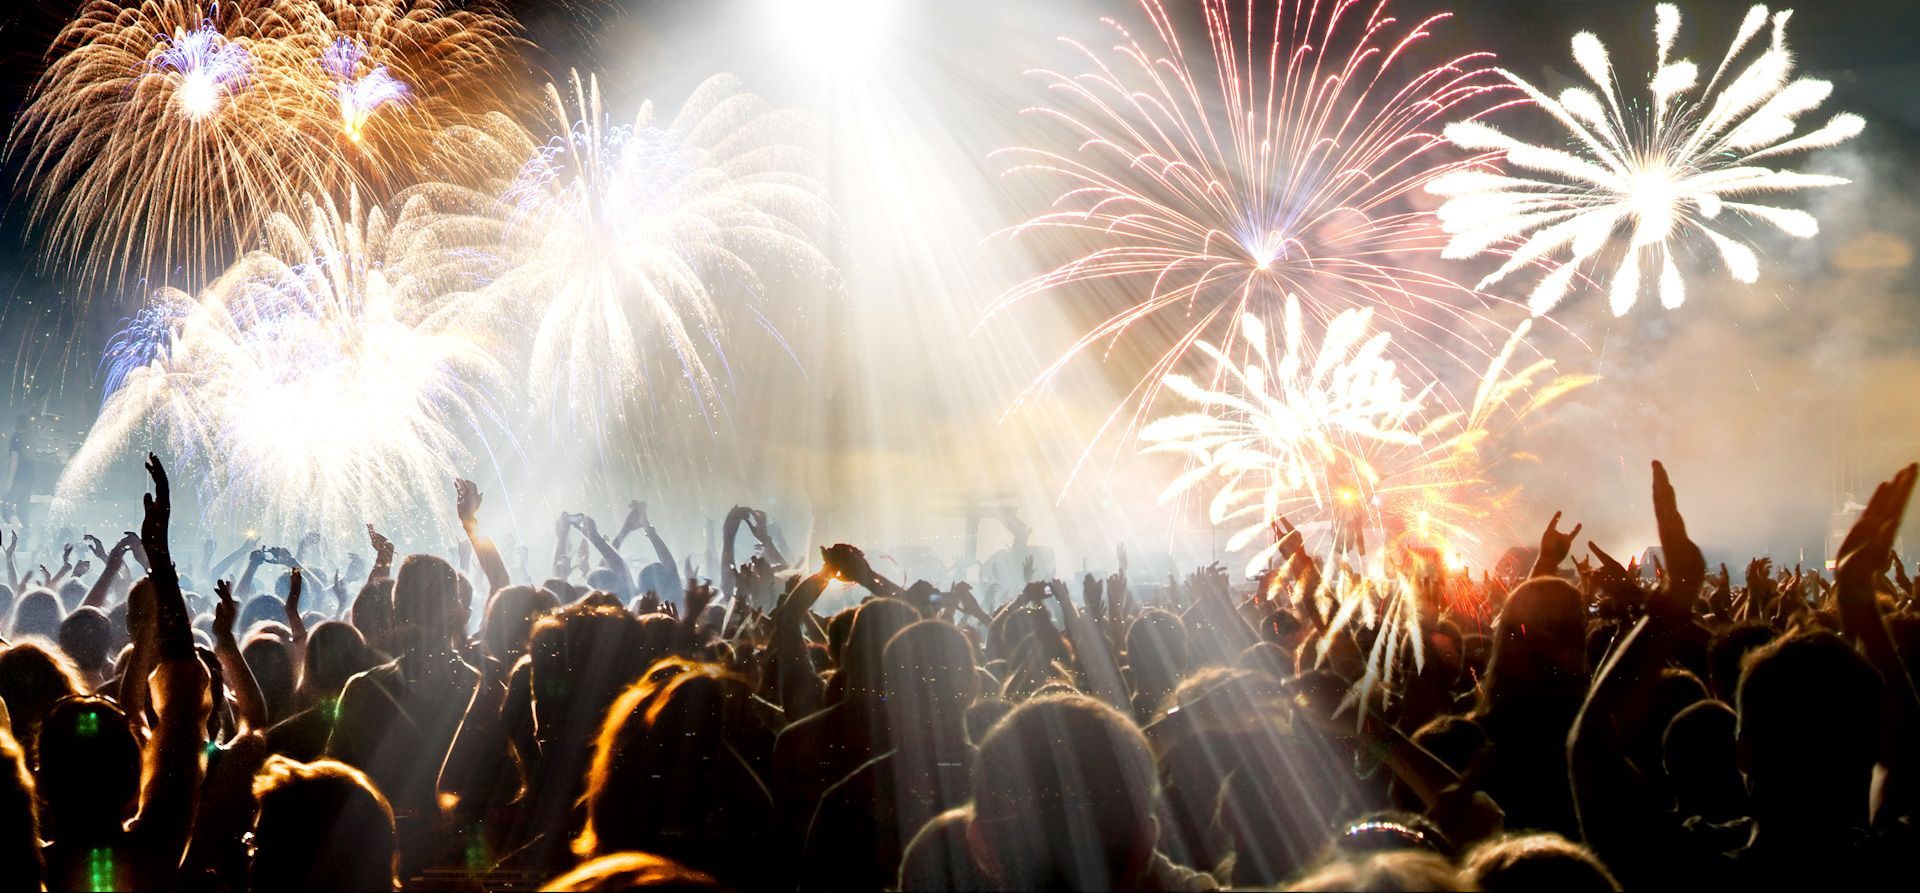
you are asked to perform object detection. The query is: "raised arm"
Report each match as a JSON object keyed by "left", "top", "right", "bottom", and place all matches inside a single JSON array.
[
  {"left": 455, "top": 478, "right": 512, "bottom": 597},
  {"left": 211, "top": 579, "right": 269, "bottom": 736},
  {"left": 1530, "top": 511, "right": 1583, "bottom": 578},
  {"left": 573, "top": 514, "right": 632, "bottom": 600},
  {"left": 130, "top": 454, "right": 212, "bottom": 885},
  {"left": 1569, "top": 461, "right": 1701, "bottom": 887},
  {"left": 1833, "top": 463, "right": 1920, "bottom": 817},
  {"left": 82, "top": 532, "right": 139, "bottom": 609},
  {"left": 769, "top": 569, "right": 831, "bottom": 717}
]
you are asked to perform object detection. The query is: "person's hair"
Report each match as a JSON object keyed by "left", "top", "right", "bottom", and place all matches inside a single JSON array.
[
  {"left": 390, "top": 554, "right": 460, "bottom": 655},
  {"left": 970, "top": 694, "right": 1161, "bottom": 891},
  {"left": 835, "top": 598, "right": 920, "bottom": 702},
  {"left": 1287, "top": 850, "right": 1466, "bottom": 891},
  {"left": 1708, "top": 622, "right": 1774, "bottom": 701},
  {"left": 575, "top": 662, "right": 764, "bottom": 860},
  {"left": 883, "top": 620, "right": 980, "bottom": 730},
  {"left": 237, "top": 595, "right": 284, "bottom": 638},
  {"left": 0, "top": 642, "right": 85, "bottom": 761},
  {"left": 1410, "top": 714, "right": 1487, "bottom": 776},
  {"left": 55, "top": 581, "right": 87, "bottom": 612},
  {"left": 7, "top": 589, "right": 63, "bottom": 642},
  {"left": 56, "top": 606, "right": 113, "bottom": 673},
  {"left": 543, "top": 852, "right": 727, "bottom": 892},
  {"left": 1460, "top": 832, "right": 1620, "bottom": 892},
  {"left": 297, "top": 621, "right": 377, "bottom": 707},
  {"left": 482, "top": 584, "right": 558, "bottom": 662},
  {"left": 241, "top": 634, "right": 296, "bottom": 723},
  {"left": 250, "top": 757, "right": 398, "bottom": 892},
  {"left": 35, "top": 696, "right": 140, "bottom": 832},
  {"left": 349, "top": 579, "right": 395, "bottom": 655},
  {"left": 1478, "top": 577, "right": 1587, "bottom": 716},
  {"left": 1735, "top": 630, "right": 1882, "bottom": 783},
  {"left": 0, "top": 726, "right": 41, "bottom": 892},
  {"left": 1126, "top": 608, "right": 1189, "bottom": 691}
]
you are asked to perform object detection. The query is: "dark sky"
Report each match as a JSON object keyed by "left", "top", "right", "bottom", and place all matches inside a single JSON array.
[{"left": 0, "top": 0, "right": 1913, "bottom": 420}]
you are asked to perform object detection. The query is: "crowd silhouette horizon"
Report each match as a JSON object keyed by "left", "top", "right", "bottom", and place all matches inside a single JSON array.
[{"left": 0, "top": 453, "right": 1915, "bottom": 891}]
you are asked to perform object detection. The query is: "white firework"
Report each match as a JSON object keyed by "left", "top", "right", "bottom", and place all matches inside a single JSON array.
[
  {"left": 57, "top": 190, "right": 507, "bottom": 542},
  {"left": 491, "top": 72, "right": 828, "bottom": 468},
  {"left": 1139, "top": 296, "right": 1427, "bottom": 574},
  {"left": 1429, "top": 3, "right": 1863, "bottom": 316}
]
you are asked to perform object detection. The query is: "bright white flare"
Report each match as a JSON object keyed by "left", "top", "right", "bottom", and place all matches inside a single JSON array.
[
  {"left": 1139, "top": 296, "right": 1427, "bottom": 575},
  {"left": 490, "top": 73, "right": 828, "bottom": 471},
  {"left": 1143, "top": 305, "right": 1595, "bottom": 576},
  {"left": 1429, "top": 3, "right": 1862, "bottom": 316},
  {"left": 56, "top": 191, "right": 506, "bottom": 542}
]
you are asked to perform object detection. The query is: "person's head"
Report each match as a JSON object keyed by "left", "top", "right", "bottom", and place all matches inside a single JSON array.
[
  {"left": 0, "top": 726, "right": 41, "bottom": 892},
  {"left": 968, "top": 694, "right": 1161, "bottom": 891},
  {"left": 1126, "top": 608, "right": 1189, "bottom": 693},
  {"left": 1460, "top": 832, "right": 1620, "bottom": 892},
  {"left": 576, "top": 663, "right": 770, "bottom": 881},
  {"left": 529, "top": 605, "right": 658, "bottom": 751},
  {"left": 349, "top": 579, "right": 395, "bottom": 655},
  {"left": 55, "top": 581, "right": 87, "bottom": 613},
  {"left": 482, "top": 584, "right": 558, "bottom": 663},
  {"left": 0, "top": 643, "right": 84, "bottom": 760},
  {"left": 56, "top": 606, "right": 112, "bottom": 674},
  {"left": 1735, "top": 630, "right": 1882, "bottom": 820},
  {"left": 298, "top": 621, "right": 377, "bottom": 706},
  {"left": 1662, "top": 699, "right": 1745, "bottom": 822},
  {"left": 543, "top": 852, "right": 726, "bottom": 892},
  {"left": 34, "top": 696, "right": 140, "bottom": 834},
  {"left": 1708, "top": 622, "right": 1774, "bottom": 701},
  {"left": 249, "top": 756, "right": 397, "bottom": 892},
  {"left": 237, "top": 595, "right": 283, "bottom": 639},
  {"left": 241, "top": 633, "right": 296, "bottom": 722},
  {"left": 1480, "top": 577, "right": 1587, "bottom": 715},
  {"left": 837, "top": 598, "right": 920, "bottom": 703},
  {"left": 1410, "top": 714, "right": 1487, "bottom": 776},
  {"left": 883, "top": 620, "right": 980, "bottom": 738},
  {"left": 390, "top": 554, "right": 460, "bottom": 655},
  {"left": 7, "top": 589, "right": 62, "bottom": 642},
  {"left": 1286, "top": 850, "right": 1466, "bottom": 891}
]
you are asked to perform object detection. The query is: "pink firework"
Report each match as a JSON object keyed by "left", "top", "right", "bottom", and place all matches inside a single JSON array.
[{"left": 993, "top": 0, "right": 1517, "bottom": 453}]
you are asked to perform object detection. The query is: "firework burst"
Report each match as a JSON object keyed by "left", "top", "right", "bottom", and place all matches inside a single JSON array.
[
  {"left": 9, "top": 0, "right": 527, "bottom": 290},
  {"left": 994, "top": 0, "right": 1514, "bottom": 450},
  {"left": 1143, "top": 304, "right": 1593, "bottom": 577},
  {"left": 1429, "top": 3, "right": 1863, "bottom": 316},
  {"left": 56, "top": 190, "right": 508, "bottom": 541},
  {"left": 483, "top": 72, "right": 829, "bottom": 473}
]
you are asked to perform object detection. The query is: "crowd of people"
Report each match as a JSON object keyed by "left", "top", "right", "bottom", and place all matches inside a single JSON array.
[{"left": 0, "top": 454, "right": 1915, "bottom": 891}]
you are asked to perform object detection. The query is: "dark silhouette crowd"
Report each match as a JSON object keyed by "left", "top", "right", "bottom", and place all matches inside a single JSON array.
[{"left": 0, "top": 453, "right": 1916, "bottom": 891}]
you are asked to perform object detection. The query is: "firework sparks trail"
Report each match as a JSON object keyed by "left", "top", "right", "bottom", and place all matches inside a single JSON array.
[
  {"left": 56, "top": 190, "right": 509, "bottom": 542},
  {"left": 482, "top": 72, "right": 829, "bottom": 474},
  {"left": 1428, "top": 3, "right": 1863, "bottom": 316},
  {"left": 8, "top": 0, "right": 527, "bottom": 291},
  {"left": 993, "top": 0, "right": 1521, "bottom": 469},
  {"left": 1146, "top": 302, "right": 1593, "bottom": 713},
  {"left": 1144, "top": 304, "right": 1594, "bottom": 576},
  {"left": 323, "top": 36, "right": 410, "bottom": 143}
]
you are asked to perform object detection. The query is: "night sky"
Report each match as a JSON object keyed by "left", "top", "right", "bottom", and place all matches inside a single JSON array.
[{"left": 0, "top": 0, "right": 1914, "bottom": 418}]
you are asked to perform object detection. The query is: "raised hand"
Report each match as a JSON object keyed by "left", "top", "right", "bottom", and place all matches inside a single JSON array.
[
  {"left": 1835, "top": 463, "right": 1918, "bottom": 603},
  {"left": 286, "top": 567, "right": 304, "bottom": 615},
  {"left": 72, "top": 559, "right": 91, "bottom": 578},
  {"left": 454, "top": 478, "right": 483, "bottom": 525},
  {"left": 1648, "top": 461, "right": 1705, "bottom": 620},
  {"left": 85, "top": 533, "right": 109, "bottom": 564},
  {"left": 1082, "top": 573, "right": 1105, "bottom": 616},
  {"left": 213, "top": 579, "right": 238, "bottom": 643},
  {"left": 1533, "top": 511, "right": 1582, "bottom": 577},
  {"left": 267, "top": 546, "right": 297, "bottom": 567}
]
